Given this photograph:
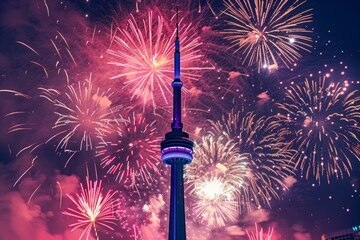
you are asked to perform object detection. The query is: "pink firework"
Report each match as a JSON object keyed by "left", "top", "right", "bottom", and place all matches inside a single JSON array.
[
  {"left": 246, "top": 223, "right": 274, "bottom": 240},
  {"left": 41, "top": 79, "right": 122, "bottom": 152},
  {"left": 107, "top": 10, "right": 208, "bottom": 109},
  {"left": 63, "top": 178, "right": 119, "bottom": 240},
  {"left": 96, "top": 112, "right": 161, "bottom": 188}
]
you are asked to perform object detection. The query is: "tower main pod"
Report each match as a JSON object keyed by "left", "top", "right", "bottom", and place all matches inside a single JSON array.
[{"left": 160, "top": 12, "right": 194, "bottom": 240}]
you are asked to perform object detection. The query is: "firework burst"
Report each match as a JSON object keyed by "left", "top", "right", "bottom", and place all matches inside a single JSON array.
[
  {"left": 246, "top": 223, "right": 274, "bottom": 240},
  {"left": 107, "top": 10, "right": 207, "bottom": 109},
  {"left": 96, "top": 112, "right": 161, "bottom": 188},
  {"left": 223, "top": 0, "right": 312, "bottom": 71},
  {"left": 191, "top": 175, "right": 238, "bottom": 227},
  {"left": 277, "top": 77, "right": 360, "bottom": 183},
  {"left": 209, "top": 110, "right": 295, "bottom": 209},
  {"left": 186, "top": 135, "right": 248, "bottom": 189},
  {"left": 40, "top": 79, "right": 121, "bottom": 152},
  {"left": 185, "top": 135, "right": 248, "bottom": 225},
  {"left": 63, "top": 178, "right": 119, "bottom": 240}
]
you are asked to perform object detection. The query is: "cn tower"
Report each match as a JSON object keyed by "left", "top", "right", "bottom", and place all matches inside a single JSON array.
[{"left": 160, "top": 7, "right": 194, "bottom": 240}]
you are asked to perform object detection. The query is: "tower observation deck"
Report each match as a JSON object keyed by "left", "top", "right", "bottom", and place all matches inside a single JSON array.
[{"left": 160, "top": 7, "right": 194, "bottom": 240}]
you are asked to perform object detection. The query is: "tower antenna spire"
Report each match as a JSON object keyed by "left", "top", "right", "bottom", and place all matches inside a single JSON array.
[
  {"left": 161, "top": 6, "right": 194, "bottom": 240},
  {"left": 176, "top": 6, "right": 179, "bottom": 39},
  {"left": 172, "top": 5, "right": 182, "bottom": 131}
]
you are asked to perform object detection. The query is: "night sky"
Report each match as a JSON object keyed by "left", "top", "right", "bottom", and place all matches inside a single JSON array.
[{"left": 0, "top": 1, "right": 359, "bottom": 240}]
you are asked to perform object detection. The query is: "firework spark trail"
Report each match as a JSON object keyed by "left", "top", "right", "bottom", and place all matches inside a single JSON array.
[
  {"left": 13, "top": 155, "right": 38, "bottom": 187},
  {"left": 57, "top": 181, "right": 63, "bottom": 208},
  {"left": 133, "top": 225, "right": 145, "bottom": 240},
  {"left": 63, "top": 178, "right": 119, "bottom": 240},
  {"left": 27, "top": 183, "right": 42, "bottom": 204},
  {"left": 96, "top": 112, "right": 161, "bottom": 189},
  {"left": 16, "top": 41, "right": 40, "bottom": 56},
  {"left": 246, "top": 223, "right": 274, "bottom": 240},
  {"left": 0, "top": 89, "right": 32, "bottom": 99},
  {"left": 107, "top": 10, "right": 212, "bottom": 109},
  {"left": 40, "top": 79, "right": 122, "bottom": 152},
  {"left": 277, "top": 77, "right": 360, "bottom": 183},
  {"left": 16, "top": 29, "right": 80, "bottom": 81},
  {"left": 209, "top": 110, "right": 295, "bottom": 210},
  {"left": 1, "top": 90, "right": 34, "bottom": 136},
  {"left": 223, "top": 0, "right": 313, "bottom": 71}
]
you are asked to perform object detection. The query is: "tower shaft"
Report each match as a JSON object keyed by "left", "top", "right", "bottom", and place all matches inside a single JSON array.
[{"left": 169, "top": 163, "right": 186, "bottom": 239}]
